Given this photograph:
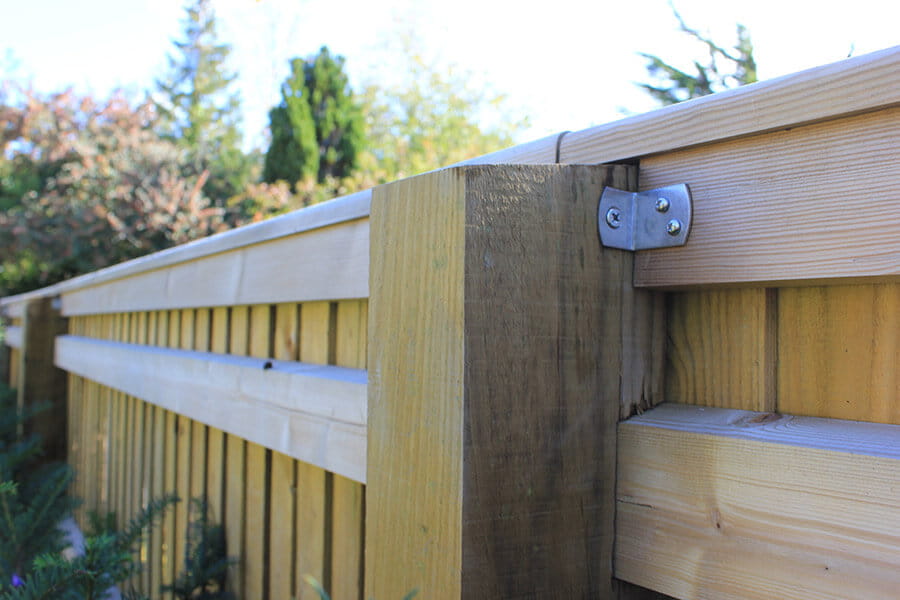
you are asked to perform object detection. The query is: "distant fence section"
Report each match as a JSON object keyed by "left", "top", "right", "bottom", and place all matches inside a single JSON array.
[{"left": 2, "top": 46, "right": 899, "bottom": 600}]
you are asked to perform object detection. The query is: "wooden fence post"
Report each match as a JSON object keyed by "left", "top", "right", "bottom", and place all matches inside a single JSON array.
[
  {"left": 367, "top": 164, "right": 666, "bottom": 598},
  {"left": 19, "top": 297, "right": 69, "bottom": 462}
]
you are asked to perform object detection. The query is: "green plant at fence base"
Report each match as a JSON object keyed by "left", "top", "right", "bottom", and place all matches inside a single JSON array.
[
  {"left": 162, "top": 497, "right": 234, "bottom": 600},
  {"left": 0, "top": 494, "right": 178, "bottom": 600},
  {"left": 0, "top": 382, "right": 78, "bottom": 586}
]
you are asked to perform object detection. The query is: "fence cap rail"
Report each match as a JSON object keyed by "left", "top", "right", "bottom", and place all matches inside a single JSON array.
[{"left": 3, "top": 45, "right": 897, "bottom": 307}]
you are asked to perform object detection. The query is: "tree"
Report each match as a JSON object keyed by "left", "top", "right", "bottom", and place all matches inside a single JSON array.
[
  {"left": 0, "top": 87, "right": 228, "bottom": 295},
  {"left": 154, "top": 0, "right": 250, "bottom": 202},
  {"left": 263, "top": 47, "right": 365, "bottom": 187},
  {"left": 359, "top": 37, "right": 530, "bottom": 181},
  {"left": 638, "top": 5, "right": 757, "bottom": 105}
]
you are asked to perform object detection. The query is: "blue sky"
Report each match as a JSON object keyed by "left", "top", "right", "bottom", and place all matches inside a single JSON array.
[{"left": 2, "top": 0, "right": 898, "bottom": 150}]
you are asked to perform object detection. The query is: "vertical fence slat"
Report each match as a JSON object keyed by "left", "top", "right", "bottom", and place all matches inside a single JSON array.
[
  {"left": 174, "top": 309, "right": 195, "bottom": 587},
  {"left": 270, "top": 303, "right": 299, "bottom": 599},
  {"left": 667, "top": 289, "right": 776, "bottom": 411},
  {"left": 297, "top": 301, "right": 332, "bottom": 597},
  {"left": 332, "top": 300, "right": 366, "bottom": 600},
  {"left": 245, "top": 304, "right": 272, "bottom": 600},
  {"left": 225, "top": 306, "right": 249, "bottom": 596}
]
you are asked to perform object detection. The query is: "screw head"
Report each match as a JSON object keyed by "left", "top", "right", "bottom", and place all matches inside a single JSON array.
[
  {"left": 666, "top": 219, "right": 682, "bottom": 236},
  {"left": 605, "top": 207, "right": 622, "bottom": 229},
  {"left": 655, "top": 197, "right": 670, "bottom": 212}
]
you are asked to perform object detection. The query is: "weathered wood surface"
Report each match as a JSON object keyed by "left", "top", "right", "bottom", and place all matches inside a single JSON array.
[
  {"left": 777, "top": 283, "right": 899, "bottom": 423},
  {"left": 666, "top": 289, "right": 776, "bottom": 411},
  {"left": 617, "top": 403, "right": 900, "bottom": 600},
  {"left": 60, "top": 219, "right": 369, "bottom": 316},
  {"left": 3, "top": 325, "right": 23, "bottom": 349},
  {"left": 18, "top": 298, "right": 69, "bottom": 462},
  {"left": 634, "top": 106, "right": 900, "bottom": 287},
  {"left": 368, "top": 164, "right": 665, "bottom": 599},
  {"left": 55, "top": 335, "right": 367, "bottom": 482},
  {"left": 667, "top": 282, "right": 899, "bottom": 424}
]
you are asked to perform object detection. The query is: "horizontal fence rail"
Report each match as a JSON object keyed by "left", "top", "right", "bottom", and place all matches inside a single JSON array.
[
  {"left": 56, "top": 335, "right": 367, "bottom": 483},
  {"left": 617, "top": 404, "right": 900, "bottom": 600},
  {"left": 1, "top": 45, "right": 898, "bottom": 600}
]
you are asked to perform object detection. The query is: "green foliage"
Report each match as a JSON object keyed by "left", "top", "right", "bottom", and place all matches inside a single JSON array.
[
  {"left": 0, "top": 88, "right": 229, "bottom": 295},
  {"left": 162, "top": 498, "right": 233, "bottom": 600},
  {"left": 264, "top": 47, "right": 365, "bottom": 187},
  {"left": 359, "top": 36, "right": 529, "bottom": 181},
  {"left": 1, "top": 495, "right": 178, "bottom": 600},
  {"left": 638, "top": 5, "right": 757, "bottom": 105},
  {"left": 0, "top": 384, "right": 78, "bottom": 585},
  {"left": 154, "top": 0, "right": 252, "bottom": 203}
]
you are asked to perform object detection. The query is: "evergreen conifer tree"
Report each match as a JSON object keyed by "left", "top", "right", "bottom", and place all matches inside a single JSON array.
[
  {"left": 154, "top": 0, "right": 250, "bottom": 202},
  {"left": 263, "top": 47, "right": 365, "bottom": 186},
  {"left": 0, "top": 384, "right": 77, "bottom": 588},
  {"left": 638, "top": 5, "right": 757, "bottom": 105}
]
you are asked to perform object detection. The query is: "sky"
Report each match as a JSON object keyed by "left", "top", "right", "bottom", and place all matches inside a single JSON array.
[{"left": 2, "top": 0, "right": 898, "bottom": 151}]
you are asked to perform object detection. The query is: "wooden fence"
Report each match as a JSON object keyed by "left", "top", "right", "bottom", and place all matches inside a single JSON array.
[{"left": 2, "top": 46, "right": 898, "bottom": 599}]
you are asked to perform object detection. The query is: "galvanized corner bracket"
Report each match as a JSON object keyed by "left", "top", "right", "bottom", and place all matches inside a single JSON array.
[{"left": 598, "top": 184, "right": 692, "bottom": 251}]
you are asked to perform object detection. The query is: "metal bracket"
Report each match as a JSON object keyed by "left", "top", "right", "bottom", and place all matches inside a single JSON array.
[{"left": 598, "top": 184, "right": 692, "bottom": 251}]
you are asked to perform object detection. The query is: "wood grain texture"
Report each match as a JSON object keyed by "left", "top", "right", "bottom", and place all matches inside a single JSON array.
[
  {"left": 560, "top": 46, "right": 900, "bottom": 165},
  {"left": 28, "top": 190, "right": 370, "bottom": 300},
  {"left": 174, "top": 310, "right": 195, "bottom": 576},
  {"left": 224, "top": 433, "right": 245, "bottom": 597},
  {"left": 300, "top": 301, "right": 334, "bottom": 365},
  {"left": 60, "top": 219, "right": 369, "bottom": 316},
  {"left": 244, "top": 305, "right": 271, "bottom": 600},
  {"left": 777, "top": 283, "right": 899, "bottom": 423},
  {"left": 368, "top": 165, "right": 665, "bottom": 599},
  {"left": 269, "top": 451, "right": 296, "bottom": 600},
  {"left": 244, "top": 441, "right": 268, "bottom": 600},
  {"left": 617, "top": 403, "right": 900, "bottom": 600},
  {"left": 17, "top": 298, "right": 69, "bottom": 462},
  {"left": 331, "top": 474, "right": 364, "bottom": 600},
  {"left": 295, "top": 460, "right": 327, "bottom": 600},
  {"left": 634, "top": 106, "right": 900, "bottom": 287},
  {"left": 368, "top": 168, "right": 465, "bottom": 600},
  {"left": 225, "top": 307, "right": 248, "bottom": 596},
  {"left": 54, "top": 335, "right": 367, "bottom": 481},
  {"left": 332, "top": 305, "right": 366, "bottom": 600},
  {"left": 667, "top": 289, "right": 776, "bottom": 411}
]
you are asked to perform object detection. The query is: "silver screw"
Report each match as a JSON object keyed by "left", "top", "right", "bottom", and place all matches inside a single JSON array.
[
  {"left": 605, "top": 207, "right": 622, "bottom": 229},
  {"left": 655, "top": 197, "right": 670, "bottom": 213},
  {"left": 666, "top": 219, "right": 682, "bottom": 236}
]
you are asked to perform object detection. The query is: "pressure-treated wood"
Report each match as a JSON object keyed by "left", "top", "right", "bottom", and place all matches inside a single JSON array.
[
  {"left": 60, "top": 220, "right": 369, "bottom": 316},
  {"left": 16, "top": 298, "right": 69, "bottom": 461},
  {"left": 244, "top": 304, "right": 271, "bottom": 600},
  {"left": 633, "top": 106, "right": 900, "bottom": 287},
  {"left": 777, "top": 283, "right": 899, "bottom": 423},
  {"left": 667, "top": 289, "right": 775, "bottom": 411},
  {"left": 368, "top": 165, "right": 665, "bottom": 599},
  {"left": 617, "top": 403, "right": 900, "bottom": 600},
  {"left": 55, "top": 335, "right": 367, "bottom": 481},
  {"left": 332, "top": 302, "right": 366, "bottom": 600}
]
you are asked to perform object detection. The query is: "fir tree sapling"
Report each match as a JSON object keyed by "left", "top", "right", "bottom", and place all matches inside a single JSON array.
[{"left": 0, "top": 383, "right": 77, "bottom": 589}]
